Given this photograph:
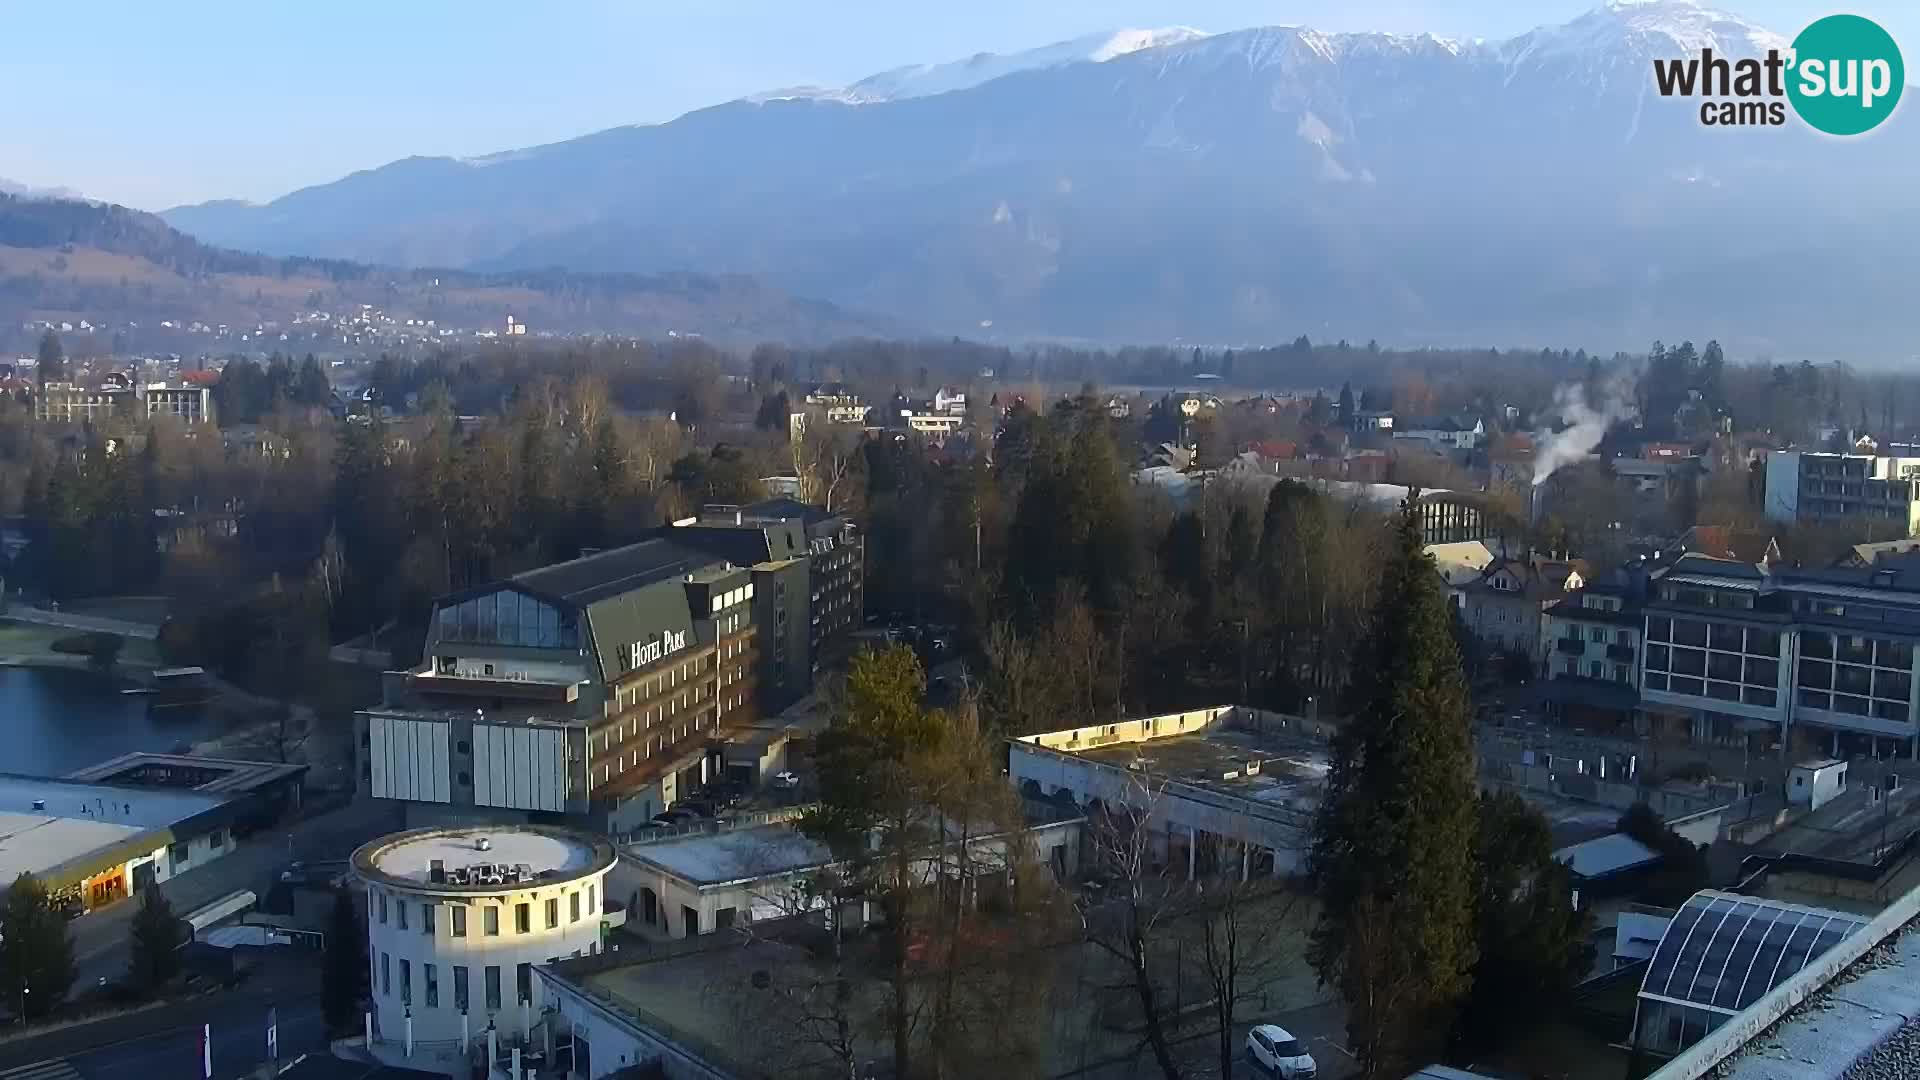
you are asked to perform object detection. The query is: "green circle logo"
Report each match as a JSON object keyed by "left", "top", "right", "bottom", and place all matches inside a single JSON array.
[{"left": 1786, "top": 14, "right": 1904, "bottom": 136}]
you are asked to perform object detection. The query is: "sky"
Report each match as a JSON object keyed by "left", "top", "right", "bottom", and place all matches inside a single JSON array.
[{"left": 4, "top": 0, "right": 1910, "bottom": 211}]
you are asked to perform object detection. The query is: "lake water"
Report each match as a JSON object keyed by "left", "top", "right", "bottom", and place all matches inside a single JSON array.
[{"left": 0, "top": 666, "right": 227, "bottom": 776}]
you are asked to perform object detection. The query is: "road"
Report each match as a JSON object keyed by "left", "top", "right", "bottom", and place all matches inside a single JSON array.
[
  {"left": 0, "top": 949, "right": 326, "bottom": 1080},
  {"left": 69, "top": 798, "right": 401, "bottom": 987},
  {"left": 1074, "top": 1001, "right": 1355, "bottom": 1080}
]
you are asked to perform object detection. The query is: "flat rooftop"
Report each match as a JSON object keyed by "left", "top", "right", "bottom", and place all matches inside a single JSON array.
[
  {"left": 1075, "top": 727, "right": 1329, "bottom": 815},
  {"left": 624, "top": 824, "right": 832, "bottom": 887},
  {"left": 0, "top": 773, "right": 234, "bottom": 887},
  {"left": 1556, "top": 833, "right": 1659, "bottom": 880},
  {"left": 0, "top": 773, "right": 228, "bottom": 829},
  {"left": 354, "top": 827, "right": 614, "bottom": 890},
  {"left": 565, "top": 933, "right": 892, "bottom": 1080},
  {"left": 0, "top": 813, "right": 146, "bottom": 884}
]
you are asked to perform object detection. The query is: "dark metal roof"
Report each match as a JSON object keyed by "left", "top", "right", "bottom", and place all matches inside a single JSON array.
[
  {"left": 512, "top": 539, "right": 718, "bottom": 607},
  {"left": 1664, "top": 553, "right": 1768, "bottom": 580},
  {"left": 1638, "top": 891, "right": 1867, "bottom": 1016},
  {"left": 742, "top": 496, "right": 839, "bottom": 526}
]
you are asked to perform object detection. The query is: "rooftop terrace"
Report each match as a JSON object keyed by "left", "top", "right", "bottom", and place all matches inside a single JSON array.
[{"left": 353, "top": 826, "right": 615, "bottom": 891}]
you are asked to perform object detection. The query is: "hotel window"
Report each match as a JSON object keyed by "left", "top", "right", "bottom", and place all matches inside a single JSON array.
[
  {"left": 452, "top": 905, "right": 467, "bottom": 937},
  {"left": 516, "top": 962, "right": 532, "bottom": 1004},
  {"left": 546, "top": 897, "right": 559, "bottom": 929},
  {"left": 484, "top": 906, "right": 499, "bottom": 936},
  {"left": 425, "top": 963, "right": 439, "bottom": 1008},
  {"left": 515, "top": 903, "right": 530, "bottom": 934},
  {"left": 454, "top": 966, "right": 469, "bottom": 1011},
  {"left": 377, "top": 892, "right": 387, "bottom": 924},
  {"left": 485, "top": 966, "right": 502, "bottom": 1011},
  {"left": 396, "top": 900, "right": 408, "bottom": 931},
  {"left": 381, "top": 952, "right": 390, "bottom": 996},
  {"left": 570, "top": 892, "right": 581, "bottom": 923},
  {"left": 400, "top": 959, "right": 411, "bottom": 1005},
  {"left": 423, "top": 904, "right": 435, "bottom": 935}
]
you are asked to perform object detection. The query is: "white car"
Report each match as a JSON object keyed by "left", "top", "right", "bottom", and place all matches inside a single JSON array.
[{"left": 1246, "top": 1024, "right": 1317, "bottom": 1078}]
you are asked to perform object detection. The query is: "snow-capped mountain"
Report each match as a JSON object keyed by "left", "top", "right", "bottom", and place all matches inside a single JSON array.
[
  {"left": 161, "top": 1, "right": 1920, "bottom": 356},
  {"left": 750, "top": 27, "right": 1210, "bottom": 104}
]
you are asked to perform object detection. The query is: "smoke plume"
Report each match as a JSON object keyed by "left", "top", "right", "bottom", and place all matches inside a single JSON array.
[{"left": 1531, "top": 370, "right": 1638, "bottom": 487}]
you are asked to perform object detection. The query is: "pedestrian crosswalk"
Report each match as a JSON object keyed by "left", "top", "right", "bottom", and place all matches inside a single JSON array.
[{"left": 0, "top": 1060, "right": 84, "bottom": 1080}]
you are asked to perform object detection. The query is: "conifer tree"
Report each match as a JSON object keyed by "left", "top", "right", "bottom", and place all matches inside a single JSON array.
[
  {"left": 1309, "top": 501, "right": 1479, "bottom": 1077},
  {"left": 0, "top": 873, "right": 74, "bottom": 1020},
  {"left": 127, "top": 882, "right": 185, "bottom": 992}
]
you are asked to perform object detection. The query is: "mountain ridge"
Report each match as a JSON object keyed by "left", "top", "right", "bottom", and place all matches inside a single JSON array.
[
  {"left": 0, "top": 195, "right": 894, "bottom": 345},
  {"left": 157, "top": 1, "right": 1919, "bottom": 356}
]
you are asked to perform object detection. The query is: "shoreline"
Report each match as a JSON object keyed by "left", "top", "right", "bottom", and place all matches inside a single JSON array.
[
  {"left": 0, "top": 651, "right": 156, "bottom": 685},
  {"left": 0, "top": 618, "right": 332, "bottom": 771}
]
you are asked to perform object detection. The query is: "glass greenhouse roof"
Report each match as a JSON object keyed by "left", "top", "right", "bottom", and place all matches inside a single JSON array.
[{"left": 1638, "top": 890, "right": 1868, "bottom": 1016}]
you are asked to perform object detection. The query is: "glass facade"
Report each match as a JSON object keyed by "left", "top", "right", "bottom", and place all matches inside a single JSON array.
[
  {"left": 436, "top": 589, "right": 578, "bottom": 649},
  {"left": 1795, "top": 631, "right": 1914, "bottom": 722},
  {"left": 1644, "top": 617, "right": 1780, "bottom": 708}
]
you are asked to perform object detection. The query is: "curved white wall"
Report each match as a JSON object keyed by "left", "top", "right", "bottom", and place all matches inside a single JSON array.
[{"left": 365, "top": 868, "right": 614, "bottom": 1043}]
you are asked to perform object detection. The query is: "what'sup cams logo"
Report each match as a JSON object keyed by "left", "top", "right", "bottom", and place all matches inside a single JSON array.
[{"left": 1652, "top": 14, "right": 1903, "bottom": 134}]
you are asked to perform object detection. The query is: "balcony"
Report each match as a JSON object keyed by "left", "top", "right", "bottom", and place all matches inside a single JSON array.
[
  {"left": 1556, "top": 638, "right": 1585, "bottom": 655},
  {"left": 406, "top": 671, "right": 580, "bottom": 703}
]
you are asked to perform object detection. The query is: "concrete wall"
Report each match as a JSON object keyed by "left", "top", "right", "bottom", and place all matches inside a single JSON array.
[
  {"left": 119, "top": 823, "right": 239, "bottom": 898},
  {"left": 368, "top": 715, "right": 453, "bottom": 804},
  {"left": 471, "top": 724, "right": 570, "bottom": 812}
]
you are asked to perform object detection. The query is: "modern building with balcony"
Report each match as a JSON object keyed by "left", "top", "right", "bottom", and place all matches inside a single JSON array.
[
  {"left": 1764, "top": 449, "right": 1920, "bottom": 535},
  {"left": 356, "top": 539, "right": 765, "bottom": 833},
  {"left": 1638, "top": 554, "right": 1920, "bottom": 760}
]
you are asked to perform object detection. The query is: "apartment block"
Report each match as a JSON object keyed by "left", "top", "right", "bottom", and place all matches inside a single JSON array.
[{"left": 1765, "top": 449, "right": 1920, "bottom": 535}]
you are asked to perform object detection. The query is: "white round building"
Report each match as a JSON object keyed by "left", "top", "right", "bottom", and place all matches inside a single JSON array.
[{"left": 353, "top": 825, "right": 618, "bottom": 1046}]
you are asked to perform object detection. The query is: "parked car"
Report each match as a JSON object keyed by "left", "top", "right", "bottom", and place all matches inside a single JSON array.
[{"left": 1246, "top": 1024, "right": 1317, "bottom": 1078}]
